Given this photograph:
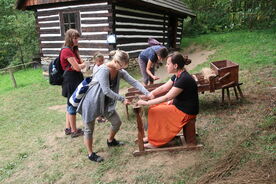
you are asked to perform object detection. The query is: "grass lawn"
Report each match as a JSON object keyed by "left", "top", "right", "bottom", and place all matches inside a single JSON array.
[{"left": 0, "top": 29, "right": 275, "bottom": 183}]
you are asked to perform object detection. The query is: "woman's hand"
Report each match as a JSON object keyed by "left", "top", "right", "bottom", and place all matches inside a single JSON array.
[
  {"left": 140, "top": 93, "right": 154, "bottom": 100},
  {"left": 123, "top": 99, "right": 131, "bottom": 105},
  {"left": 152, "top": 76, "right": 160, "bottom": 80},
  {"left": 147, "top": 93, "right": 155, "bottom": 100},
  {"left": 137, "top": 99, "right": 149, "bottom": 106}
]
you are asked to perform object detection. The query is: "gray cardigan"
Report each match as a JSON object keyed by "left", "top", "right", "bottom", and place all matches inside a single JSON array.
[{"left": 77, "top": 64, "right": 150, "bottom": 123}]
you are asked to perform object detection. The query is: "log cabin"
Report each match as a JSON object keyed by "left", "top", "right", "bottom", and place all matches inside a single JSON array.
[{"left": 16, "top": 0, "right": 195, "bottom": 70}]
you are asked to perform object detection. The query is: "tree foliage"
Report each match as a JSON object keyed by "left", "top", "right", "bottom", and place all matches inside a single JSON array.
[
  {"left": 183, "top": 0, "right": 276, "bottom": 35},
  {"left": 0, "top": 0, "right": 38, "bottom": 69}
]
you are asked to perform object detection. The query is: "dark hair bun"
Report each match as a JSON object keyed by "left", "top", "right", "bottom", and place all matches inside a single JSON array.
[
  {"left": 183, "top": 55, "right": 191, "bottom": 65},
  {"left": 184, "top": 58, "right": 191, "bottom": 65}
]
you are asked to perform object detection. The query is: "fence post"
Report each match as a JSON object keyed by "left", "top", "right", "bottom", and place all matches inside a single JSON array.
[{"left": 8, "top": 69, "right": 17, "bottom": 88}]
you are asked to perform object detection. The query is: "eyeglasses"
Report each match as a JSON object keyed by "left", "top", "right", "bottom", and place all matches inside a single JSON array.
[{"left": 116, "top": 61, "right": 128, "bottom": 69}]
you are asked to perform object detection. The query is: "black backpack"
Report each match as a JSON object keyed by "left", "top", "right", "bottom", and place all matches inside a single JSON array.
[{"left": 49, "top": 47, "right": 68, "bottom": 85}]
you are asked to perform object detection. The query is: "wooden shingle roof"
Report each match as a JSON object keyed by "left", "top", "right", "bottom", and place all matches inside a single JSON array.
[
  {"left": 140, "top": 0, "right": 195, "bottom": 17},
  {"left": 16, "top": 0, "right": 195, "bottom": 17}
]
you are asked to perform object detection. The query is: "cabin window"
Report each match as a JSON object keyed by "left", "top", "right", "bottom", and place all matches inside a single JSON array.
[{"left": 60, "top": 12, "right": 80, "bottom": 35}]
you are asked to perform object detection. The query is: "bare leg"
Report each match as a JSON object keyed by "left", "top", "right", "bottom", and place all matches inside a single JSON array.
[
  {"left": 66, "top": 112, "right": 71, "bottom": 129},
  {"left": 84, "top": 137, "right": 93, "bottom": 156},
  {"left": 69, "top": 114, "right": 77, "bottom": 132},
  {"left": 108, "top": 130, "right": 116, "bottom": 142}
]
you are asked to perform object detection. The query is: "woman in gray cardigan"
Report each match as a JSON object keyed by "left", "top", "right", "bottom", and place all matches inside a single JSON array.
[{"left": 77, "top": 50, "right": 152, "bottom": 162}]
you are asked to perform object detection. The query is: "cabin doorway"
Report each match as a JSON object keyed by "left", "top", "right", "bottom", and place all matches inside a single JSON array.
[{"left": 167, "top": 15, "right": 177, "bottom": 50}]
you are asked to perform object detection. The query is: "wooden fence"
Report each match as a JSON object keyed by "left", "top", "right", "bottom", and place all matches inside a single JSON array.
[{"left": 0, "top": 62, "right": 40, "bottom": 88}]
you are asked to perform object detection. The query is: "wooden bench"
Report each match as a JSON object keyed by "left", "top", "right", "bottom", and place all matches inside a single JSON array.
[
  {"left": 125, "top": 83, "right": 202, "bottom": 156},
  {"left": 131, "top": 106, "right": 203, "bottom": 156}
]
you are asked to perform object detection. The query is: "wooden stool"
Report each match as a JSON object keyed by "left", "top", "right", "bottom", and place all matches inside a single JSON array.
[
  {"left": 183, "top": 119, "right": 197, "bottom": 145},
  {"left": 133, "top": 107, "right": 202, "bottom": 156}
]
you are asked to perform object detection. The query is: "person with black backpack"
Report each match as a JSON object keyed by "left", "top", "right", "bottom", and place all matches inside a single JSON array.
[{"left": 60, "top": 29, "right": 86, "bottom": 138}]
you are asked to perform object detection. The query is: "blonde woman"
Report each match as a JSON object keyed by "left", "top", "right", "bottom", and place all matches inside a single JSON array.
[
  {"left": 60, "top": 29, "right": 86, "bottom": 138},
  {"left": 77, "top": 50, "right": 152, "bottom": 162}
]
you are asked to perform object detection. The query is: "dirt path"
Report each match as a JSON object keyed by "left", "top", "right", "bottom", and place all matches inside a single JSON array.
[{"left": 155, "top": 47, "right": 215, "bottom": 82}]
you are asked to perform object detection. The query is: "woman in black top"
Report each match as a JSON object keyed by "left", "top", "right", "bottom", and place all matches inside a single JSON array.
[{"left": 137, "top": 52, "right": 199, "bottom": 148}]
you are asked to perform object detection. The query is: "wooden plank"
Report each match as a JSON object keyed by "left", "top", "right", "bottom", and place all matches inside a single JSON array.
[
  {"left": 116, "top": 38, "right": 147, "bottom": 44},
  {"left": 42, "top": 50, "right": 109, "bottom": 56},
  {"left": 36, "top": 4, "right": 111, "bottom": 16},
  {"left": 116, "top": 31, "right": 164, "bottom": 36},
  {"left": 133, "top": 144, "right": 203, "bottom": 156},
  {"left": 115, "top": 9, "right": 164, "bottom": 20},
  {"left": 79, "top": 43, "right": 109, "bottom": 48},
  {"left": 81, "top": 13, "right": 112, "bottom": 18},
  {"left": 128, "top": 83, "right": 164, "bottom": 92},
  {"left": 25, "top": 0, "right": 77, "bottom": 7},
  {"left": 78, "top": 34, "right": 108, "bottom": 40},
  {"left": 115, "top": 3, "right": 164, "bottom": 16},
  {"left": 117, "top": 45, "right": 148, "bottom": 52},
  {"left": 81, "top": 19, "right": 109, "bottom": 24},
  {"left": 37, "top": 16, "right": 60, "bottom": 21},
  {"left": 133, "top": 108, "right": 145, "bottom": 152},
  {"left": 117, "top": 38, "right": 166, "bottom": 44},
  {"left": 82, "top": 27, "right": 111, "bottom": 32},
  {"left": 41, "top": 43, "right": 64, "bottom": 48},
  {"left": 39, "top": 29, "right": 61, "bottom": 34},
  {"left": 115, "top": 24, "right": 165, "bottom": 31},
  {"left": 115, "top": 17, "right": 163, "bottom": 25},
  {"left": 141, "top": 0, "right": 195, "bottom": 17},
  {"left": 39, "top": 37, "right": 63, "bottom": 41},
  {"left": 38, "top": 22, "right": 60, "bottom": 27}
]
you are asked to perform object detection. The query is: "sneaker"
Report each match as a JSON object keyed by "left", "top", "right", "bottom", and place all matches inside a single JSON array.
[
  {"left": 71, "top": 129, "right": 84, "bottom": 138},
  {"left": 64, "top": 128, "right": 71, "bottom": 135},
  {"left": 107, "top": 138, "right": 125, "bottom": 147},
  {"left": 88, "top": 152, "right": 104, "bottom": 162}
]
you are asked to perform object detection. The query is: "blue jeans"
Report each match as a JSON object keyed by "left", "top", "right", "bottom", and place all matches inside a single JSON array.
[{"left": 67, "top": 105, "right": 77, "bottom": 115}]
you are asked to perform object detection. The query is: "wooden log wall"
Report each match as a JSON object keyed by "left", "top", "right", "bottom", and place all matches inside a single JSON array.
[
  {"left": 114, "top": 5, "right": 168, "bottom": 58},
  {"left": 176, "top": 17, "right": 184, "bottom": 48},
  {"left": 36, "top": 1, "right": 112, "bottom": 62}
]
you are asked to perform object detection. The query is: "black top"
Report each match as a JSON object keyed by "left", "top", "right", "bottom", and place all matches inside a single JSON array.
[{"left": 171, "top": 71, "right": 199, "bottom": 115}]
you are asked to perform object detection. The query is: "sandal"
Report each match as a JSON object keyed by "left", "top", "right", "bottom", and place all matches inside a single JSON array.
[
  {"left": 97, "top": 117, "right": 107, "bottom": 123},
  {"left": 64, "top": 128, "right": 71, "bottom": 135},
  {"left": 65, "top": 128, "right": 83, "bottom": 135},
  {"left": 71, "top": 129, "right": 84, "bottom": 138}
]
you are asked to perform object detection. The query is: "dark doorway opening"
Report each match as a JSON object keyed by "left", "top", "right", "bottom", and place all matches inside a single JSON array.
[{"left": 167, "top": 15, "right": 177, "bottom": 50}]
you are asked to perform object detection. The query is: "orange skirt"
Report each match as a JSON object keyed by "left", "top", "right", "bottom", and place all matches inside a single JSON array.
[{"left": 148, "top": 102, "right": 196, "bottom": 147}]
